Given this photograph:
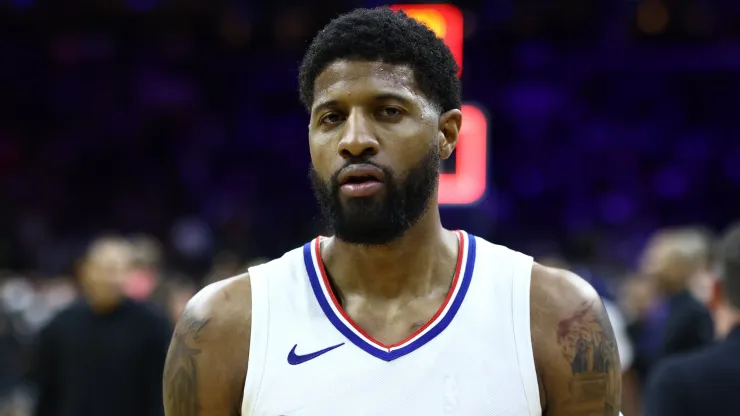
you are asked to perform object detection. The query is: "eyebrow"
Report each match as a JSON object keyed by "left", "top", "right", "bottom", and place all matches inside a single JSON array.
[
  {"left": 312, "top": 100, "right": 339, "bottom": 116},
  {"left": 373, "top": 93, "right": 414, "bottom": 105},
  {"left": 312, "top": 92, "right": 415, "bottom": 115}
]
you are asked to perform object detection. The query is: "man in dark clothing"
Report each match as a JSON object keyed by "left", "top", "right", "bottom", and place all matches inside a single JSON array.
[
  {"left": 640, "top": 227, "right": 715, "bottom": 361},
  {"left": 29, "top": 236, "right": 172, "bottom": 416},
  {"left": 645, "top": 223, "right": 740, "bottom": 416}
]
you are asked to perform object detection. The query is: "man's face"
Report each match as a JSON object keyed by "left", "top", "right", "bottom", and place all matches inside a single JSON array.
[
  {"left": 640, "top": 235, "right": 704, "bottom": 293},
  {"left": 80, "top": 244, "right": 131, "bottom": 306},
  {"left": 307, "top": 60, "right": 460, "bottom": 245}
]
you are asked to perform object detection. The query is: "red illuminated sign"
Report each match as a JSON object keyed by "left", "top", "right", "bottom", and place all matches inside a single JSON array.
[
  {"left": 439, "top": 104, "right": 487, "bottom": 204},
  {"left": 390, "top": 4, "right": 463, "bottom": 76},
  {"left": 393, "top": 4, "right": 488, "bottom": 205}
]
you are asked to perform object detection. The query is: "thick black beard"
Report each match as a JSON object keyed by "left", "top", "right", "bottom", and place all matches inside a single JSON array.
[{"left": 309, "top": 147, "right": 440, "bottom": 246}]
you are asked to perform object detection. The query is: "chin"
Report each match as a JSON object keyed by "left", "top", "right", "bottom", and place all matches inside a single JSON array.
[
  {"left": 341, "top": 194, "right": 385, "bottom": 209},
  {"left": 333, "top": 220, "right": 407, "bottom": 245}
]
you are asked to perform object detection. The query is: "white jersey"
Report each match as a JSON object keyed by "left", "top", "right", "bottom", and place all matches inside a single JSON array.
[{"left": 242, "top": 230, "right": 542, "bottom": 416}]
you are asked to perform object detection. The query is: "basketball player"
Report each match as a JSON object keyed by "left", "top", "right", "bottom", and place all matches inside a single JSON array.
[{"left": 163, "top": 7, "right": 621, "bottom": 415}]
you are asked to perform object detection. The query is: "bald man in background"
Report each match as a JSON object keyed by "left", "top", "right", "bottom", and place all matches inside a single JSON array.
[
  {"left": 30, "top": 236, "right": 172, "bottom": 416},
  {"left": 640, "top": 227, "right": 715, "bottom": 362},
  {"left": 645, "top": 223, "right": 740, "bottom": 416}
]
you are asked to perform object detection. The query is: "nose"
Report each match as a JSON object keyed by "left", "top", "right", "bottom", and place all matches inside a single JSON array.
[{"left": 337, "top": 110, "right": 379, "bottom": 159}]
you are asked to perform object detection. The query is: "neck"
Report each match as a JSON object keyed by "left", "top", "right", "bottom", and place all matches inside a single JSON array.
[
  {"left": 661, "top": 284, "right": 688, "bottom": 298},
  {"left": 87, "top": 297, "right": 124, "bottom": 314},
  {"left": 322, "top": 208, "right": 459, "bottom": 301}
]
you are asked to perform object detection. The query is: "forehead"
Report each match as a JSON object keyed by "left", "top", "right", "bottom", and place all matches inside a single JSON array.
[
  {"left": 88, "top": 244, "right": 130, "bottom": 265},
  {"left": 312, "top": 60, "right": 426, "bottom": 110}
]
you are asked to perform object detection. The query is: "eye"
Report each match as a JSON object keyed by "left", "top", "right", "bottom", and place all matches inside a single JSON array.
[
  {"left": 319, "top": 112, "right": 344, "bottom": 125},
  {"left": 379, "top": 106, "right": 404, "bottom": 118}
]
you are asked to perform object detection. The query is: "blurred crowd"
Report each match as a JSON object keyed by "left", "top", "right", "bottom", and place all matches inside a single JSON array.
[
  {"left": 1, "top": 223, "right": 738, "bottom": 415},
  {"left": 1, "top": 0, "right": 740, "bottom": 415},
  {"left": 0, "top": 232, "right": 271, "bottom": 415}
]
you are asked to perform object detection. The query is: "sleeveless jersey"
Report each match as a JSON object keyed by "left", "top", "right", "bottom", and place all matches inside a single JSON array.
[{"left": 242, "top": 230, "right": 541, "bottom": 416}]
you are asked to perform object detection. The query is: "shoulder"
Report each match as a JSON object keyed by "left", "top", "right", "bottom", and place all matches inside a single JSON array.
[
  {"left": 643, "top": 351, "right": 697, "bottom": 414},
  {"left": 163, "top": 273, "right": 253, "bottom": 414},
  {"left": 664, "top": 292, "right": 714, "bottom": 340},
  {"left": 40, "top": 300, "right": 87, "bottom": 334},
  {"left": 529, "top": 263, "right": 606, "bottom": 338},
  {"left": 130, "top": 298, "right": 168, "bottom": 319},
  {"left": 675, "top": 291, "right": 711, "bottom": 317},
  {"left": 645, "top": 353, "right": 703, "bottom": 414},
  {"left": 650, "top": 340, "right": 723, "bottom": 387},
  {"left": 647, "top": 352, "right": 692, "bottom": 391},
  {"left": 169, "top": 272, "right": 253, "bottom": 374},
  {"left": 58, "top": 298, "right": 89, "bottom": 317},
  {"left": 529, "top": 262, "right": 610, "bottom": 369},
  {"left": 129, "top": 300, "right": 173, "bottom": 336},
  {"left": 529, "top": 263, "right": 622, "bottom": 415},
  {"left": 177, "top": 272, "right": 253, "bottom": 345}
]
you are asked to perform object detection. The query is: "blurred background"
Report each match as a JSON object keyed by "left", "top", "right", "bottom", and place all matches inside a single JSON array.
[{"left": 0, "top": 0, "right": 739, "bottom": 414}]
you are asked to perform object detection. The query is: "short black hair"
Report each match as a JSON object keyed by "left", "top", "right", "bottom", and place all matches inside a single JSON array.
[
  {"left": 299, "top": 7, "right": 461, "bottom": 113},
  {"left": 719, "top": 222, "right": 740, "bottom": 309}
]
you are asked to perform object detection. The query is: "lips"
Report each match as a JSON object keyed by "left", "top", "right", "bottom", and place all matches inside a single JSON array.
[
  {"left": 337, "top": 164, "right": 385, "bottom": 185},
  {"left": 337, "top": 164, "right": 386, "bottom": 197}
]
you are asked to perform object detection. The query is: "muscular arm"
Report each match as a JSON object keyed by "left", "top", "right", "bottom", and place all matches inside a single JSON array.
[
  {"left": 163, "top": 274, "right": 252, "bottom": 416},
  {"left": 531, "top": 264, "right": 622, "bottom": 416}
]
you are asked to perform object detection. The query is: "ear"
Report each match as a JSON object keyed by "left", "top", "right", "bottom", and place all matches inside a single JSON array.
[
  {"left": 437, "top": 109, "right": 462, "bottom": 160},
  {"left": 710, "top": 278, "right": 726, "bottom": 311}
]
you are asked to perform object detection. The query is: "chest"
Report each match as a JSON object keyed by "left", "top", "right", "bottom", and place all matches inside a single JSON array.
[
  {"left": 57, "top": 314, "right": 149, "bottom": 367},
  {"left": 342, "top": 297, "right": 446, "bottom": 345},
  {"left": 252, "top": 336, "right": 533, "bottom": 416}
]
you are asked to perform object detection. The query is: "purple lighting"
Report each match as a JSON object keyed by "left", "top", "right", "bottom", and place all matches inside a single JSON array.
[
  {"left": 600, "top": 193, "right": 636, "bottom": 224},
  {"left": 11, "top": 0, "right": 34, "bottom": 8},
  {"left": 723, "top": 146, "right": 740, "bottom": 185},
  {"left": 513, "top": 167, "right": 544, "bottom": 198},
  {"left": 126, "top": 0, "right": 158, "bottom": 13},
  {"left": 654, "top": 167, "right": 688, "bottom": 199}
]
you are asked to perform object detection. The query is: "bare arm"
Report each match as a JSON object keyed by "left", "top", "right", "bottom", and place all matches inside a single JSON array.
[
  {"left": 531, "top": 264, "right": 622, "bottom": 416},
  {"left": 163, "top": 274, "right": 252, "bottom": 416}
]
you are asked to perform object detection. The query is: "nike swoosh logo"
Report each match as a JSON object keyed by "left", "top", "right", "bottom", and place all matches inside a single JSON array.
[{"left": 287, "top": 342, "right": 345, "bottom": 365}]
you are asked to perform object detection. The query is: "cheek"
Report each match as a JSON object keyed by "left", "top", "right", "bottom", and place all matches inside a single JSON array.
[
  {"left": 385, "top": 134, "right": 435, "bottom": 170},
  {"left": 309, "top": 134, "right": 337, "bottom": 177}
]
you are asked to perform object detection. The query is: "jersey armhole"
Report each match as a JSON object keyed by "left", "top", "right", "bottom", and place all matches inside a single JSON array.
[
  {"left": 242, "top": 266, "right": 270, "bottom": 415},
  {"left": 511, "top": 254, "right": 542, "bottom": 416}
]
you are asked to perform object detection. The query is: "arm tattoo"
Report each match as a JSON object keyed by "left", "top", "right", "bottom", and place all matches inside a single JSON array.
[
  {"left": 556, "top": 300, "right": 621, "bottom": 415},
  {"left": 164, "top": 315, "right": 210, "bottom": 416}
]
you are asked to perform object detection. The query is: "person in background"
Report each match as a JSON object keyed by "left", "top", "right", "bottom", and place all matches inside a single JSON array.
[
  {"left": 618, "top": 274, "right": 660, "bottom": 415},
  {"left": 125, "top": 234, "right": 164, "bottom": 302},
  {"left": 619, "top": 275, "right": 659, "bottom": 375},
  {"left": 681, "top": 226, "right": 717, "bottom": 307},
  {"left": 640, "top": 227, "right": 715, "bottom": 361},
  {"left": 0, "top": 283, "right": 25, "bottom": 414},
  {"left": 161, "top": 275, "right": 197, "bottom": 324},
  {"left": 645, "top": 223, "right": 740, "bottom": 416},
  {"left": 202, "top": 250, "right": 242, "bottom": 286},
  {"left": 29, "top": 236, "right": 172, "bottom": 416}
]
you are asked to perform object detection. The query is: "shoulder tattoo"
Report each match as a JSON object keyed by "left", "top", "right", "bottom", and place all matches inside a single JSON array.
[
  {"left": 163, "top": 314, "right": 211, "bottom": 416},
  {"left": 555, "top": 300, "right": 621, "bottom": 415}
]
